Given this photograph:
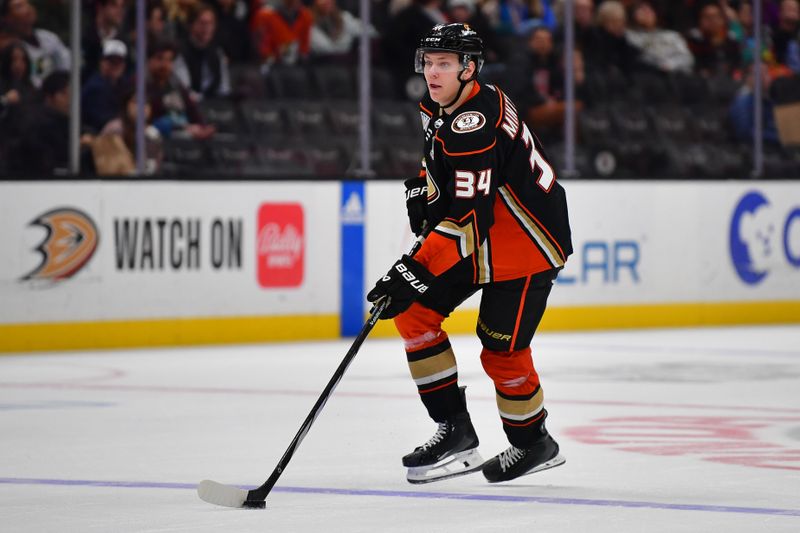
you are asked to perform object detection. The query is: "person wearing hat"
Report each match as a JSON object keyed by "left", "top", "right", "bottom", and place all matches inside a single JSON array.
[
  {"left": 81, "top": 39, "right": 130, "bottom": 133},
  {"left": 367, "top": 23, "right": 572, "bottom": 484},
  {"left": 81, "top": 0, "right": 127, "bottom": 81}
]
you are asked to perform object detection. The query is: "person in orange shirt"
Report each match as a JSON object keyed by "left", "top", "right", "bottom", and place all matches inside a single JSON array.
[{"left": 251, "top": 0, "right": 312, "bottom": 64}]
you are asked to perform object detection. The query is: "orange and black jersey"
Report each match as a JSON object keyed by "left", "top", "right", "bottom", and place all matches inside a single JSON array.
[{"left": 413, "top": 81, "right": 573, "bottom": 283}]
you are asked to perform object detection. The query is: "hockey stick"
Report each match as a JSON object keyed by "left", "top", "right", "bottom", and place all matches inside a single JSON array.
[
  {"left": 198, "top": 229, "right": 429, "bottom": 509},
  {"left": 198, "top": 297, "right": 390, "bottom": 509}
]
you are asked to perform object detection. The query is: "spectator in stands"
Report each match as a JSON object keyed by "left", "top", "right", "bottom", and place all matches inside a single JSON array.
[
  {"left": 148, "top": 0, "right": 175, "bottom": 42},
  {"left": 525, "top": 26, "right": 563, "bottom": 100},
  {"left": 686, "top": 1, "right": 741, "bottom": 78},
  {"left": 164, "top": 0, "right": 199, "bottom": 41},
  {"left": 448, "top": 0, "right": 506, "bottom": 62},
  {"left": 495, "top": 0, "right": 557, "bottom": 35},
  {"left": 626, "top": 0, "right": 694, "bottom": 74},
  {"left": 0, "top": 17, "right": 14, "bottom": 50},
  {"left": 32, "top": 0, "right": 69, "bottom": 42},
  {"left": 553, "top": 0, "right": 596, "bottom": 50},
  {"left": 787, "top": 36, "right": 800, "bottom": 72},
  {"left": 519, "top": 25, "right": 586, "bottom": 141},
  {"left": 82, "top": 0, "right": 128, "bottom": 81},
  {"left": 174, "top": 3, "right": 231, "bottom": 100},
  {"left": 9, "top": 70, "right": 94, "bottom": 175},
  {"left": 211, "top": 0, "right": 252, "bottom": 64},
  {"left": 146, "top": 39, "right": 215, "bottom": 139},
  {"left": 310, "top": 0, "right": 375, "bottom": 62},
  {"left": 763, "top": 0, "right": 784, "bottom": 28},
  {"left": 251, "top": 0, "right": 313, "bottom": 65},
  {"left": 1, "top": 0, "right": 70, "bottom": 86},
  {"left": 729, "top": 1, "right": 769, "bottom": 66},
  {"left": 81, "top": 39, "right": 130, "bottom": 133},
  {"left": 582, "top": 0, "right": 640, "bottom": 77},
  {"left": 0, "top": 40, "right": 36, "bottom": 164},
  {"left": 730, "top": 1, "right": 796, "bottom": 76},
  {"left": 0, "top": 39, "right": 36, "bottom": 113},
  {"left": 729, "top": 63, "right": 781, "bottom": 145},
  {"left": 98, "top": 87, "right": 164, "bottom": 175},
  {"left": 773, "top": 0, "right": 800, "bottom": 67},
  {"left": 383, "top": 0, "right": 446, "bottom": 97}
]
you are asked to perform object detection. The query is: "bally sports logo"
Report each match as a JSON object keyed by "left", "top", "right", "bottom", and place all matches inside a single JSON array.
[
  {"left": 23, "top": 207, "right": 99, "bottom": 281},
  {"left": 257, "top": 203, "right": 304, "bottom": 288}
]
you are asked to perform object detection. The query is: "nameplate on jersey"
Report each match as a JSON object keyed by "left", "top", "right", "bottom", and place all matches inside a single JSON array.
[
  {"left": 500, "top": 97, "right": 520, "bottom": 139},
  {"left": 451, "top": 111, "right": 486, "bottom": 134}
]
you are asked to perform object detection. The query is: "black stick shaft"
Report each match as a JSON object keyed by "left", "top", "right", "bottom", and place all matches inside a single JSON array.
[{"left": 246, "top": 298, "right": 389, "bottom": 503}]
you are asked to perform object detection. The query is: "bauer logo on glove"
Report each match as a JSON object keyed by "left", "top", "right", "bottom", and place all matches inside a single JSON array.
[
  {"left": 405, "top": 183, "right": 427, "bottom": 201},
  {"left": 367, "top": 255, "right": 434, "bottom": 319},
  {"left": 394, "top": 262, "right": 430, "bottom": 294}
]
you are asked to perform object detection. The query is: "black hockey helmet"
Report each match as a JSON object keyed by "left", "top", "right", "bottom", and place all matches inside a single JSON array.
[{"left": 414, "top": 23, "right": 485, "bottom": 76}]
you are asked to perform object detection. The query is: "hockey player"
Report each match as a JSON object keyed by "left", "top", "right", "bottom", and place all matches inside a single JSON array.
[{"left": 367, "top": 23, "right": 572, "bottom": 484}]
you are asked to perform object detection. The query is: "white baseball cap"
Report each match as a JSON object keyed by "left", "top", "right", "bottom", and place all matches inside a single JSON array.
[
  {"left": 102, "top": 39, "right": 128, "bottom": 59},
  {"left": 449, "top": 0, "right": 476, "bottom": 12}
]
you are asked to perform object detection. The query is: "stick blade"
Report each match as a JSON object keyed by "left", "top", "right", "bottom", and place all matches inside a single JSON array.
[{"left": 198, "top": 480, "right": 261, "bottom": 509}]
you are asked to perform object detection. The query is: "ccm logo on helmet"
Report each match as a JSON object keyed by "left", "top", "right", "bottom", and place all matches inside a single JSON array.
[
  {"left": 452, "top": 111, "right": 486, "bottom": 133},
  {"left": 394, "top": 262, "right": 429, "bottom": 294},
  {"left": 23, "top": 207, "right": 99, "bottom": 281}
]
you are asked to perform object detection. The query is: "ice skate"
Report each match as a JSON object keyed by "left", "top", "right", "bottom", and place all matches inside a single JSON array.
[
  {"left": 482, "top": 432, "right": 565, "bottom": 483},
  {"left": 403, "top": 412, "right": 484, "bottom": 484}
]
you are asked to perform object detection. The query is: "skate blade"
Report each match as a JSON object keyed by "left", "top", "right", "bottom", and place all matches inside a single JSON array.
[
  {"left": 406, "top": 449, "right": 485, "bottom": 484},
  {"left": 521, "top": 453, "right": 566, "bottom": 478}
]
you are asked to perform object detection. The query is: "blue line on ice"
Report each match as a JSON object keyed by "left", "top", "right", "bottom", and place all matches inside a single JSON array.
[{"left": 1, "top": 477, "right": 798, "bottom": 517}]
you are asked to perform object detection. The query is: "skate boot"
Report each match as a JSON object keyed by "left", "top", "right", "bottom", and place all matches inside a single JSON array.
[
  {"left": 482, "top": 431, "right": 565, "bottom": 483},
  {"left": 403, "top": 411, "right": 484, "bottom": 484}
]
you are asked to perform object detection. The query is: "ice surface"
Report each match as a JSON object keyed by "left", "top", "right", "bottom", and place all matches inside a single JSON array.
[{"left": 1, "top": 326, "right": 799, "bottom": 532}]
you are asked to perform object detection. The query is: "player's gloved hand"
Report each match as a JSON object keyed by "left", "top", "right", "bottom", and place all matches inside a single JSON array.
[
  {"left": 404, "top": 177, "right": 428, "bottom": 237},
  {"left": 367, "top": 255, "right": 434, "bottom": 319}
]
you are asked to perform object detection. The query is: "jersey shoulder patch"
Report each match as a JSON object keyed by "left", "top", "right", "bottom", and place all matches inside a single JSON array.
[{"left": 451, "top": 110, "right": 486, "bottom": 134}]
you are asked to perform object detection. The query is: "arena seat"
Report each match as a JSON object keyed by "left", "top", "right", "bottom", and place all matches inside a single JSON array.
[
  {"left": 374, "top": 102, "right": 419, "bottom": 140},
  {"left": 266, "top": 65, "right": 316, "bottom": 99},
  {"left": 208, "top": 138, "right": 260, "bottom": 175},
  {"left": 199, "top": 99, "right": 244, "bottom": 136},
  {"left": 313, "top": 65, "right": 356, "bottom": 100},
  {"left": 285, "top": 102, "right": 332, "bottom": 139},
  {"left": 255, "top": 141, "right": 314, "bottom": 177},
  {"left": 162, "top": 139, "right": 212, "bottom": 176},
  {"left": 242, "top": 101, "right": 289, "bottom": 140}
]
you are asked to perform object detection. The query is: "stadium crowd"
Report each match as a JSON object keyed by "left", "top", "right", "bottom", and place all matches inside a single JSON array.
[{"left": 0, "top": 0, "right": 798, "bottom": 177}]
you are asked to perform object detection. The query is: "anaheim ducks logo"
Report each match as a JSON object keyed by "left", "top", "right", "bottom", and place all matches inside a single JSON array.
[
  {"left": 23, "top": 208, "right": 99, "bottom": 281},
  {"left": 451, "top": 111, "right": 486, "bottom": 134}
]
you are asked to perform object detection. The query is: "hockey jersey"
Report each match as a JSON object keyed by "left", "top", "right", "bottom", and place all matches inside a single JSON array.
[{"left": 413, "top": 81, "right": 572, "bottom": 283}]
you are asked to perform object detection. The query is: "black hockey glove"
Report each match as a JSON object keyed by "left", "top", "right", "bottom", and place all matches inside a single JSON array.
[
  {"left": 367, "top": 255, "right": 434, "bottom": 319},
  {"left": 404, "top": 177, "right": 428, "bottom": 237}
]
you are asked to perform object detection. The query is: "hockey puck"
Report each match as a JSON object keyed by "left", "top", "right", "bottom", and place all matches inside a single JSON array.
[{"left": 242, "top": 500, "right": 266, "bottom": 509}]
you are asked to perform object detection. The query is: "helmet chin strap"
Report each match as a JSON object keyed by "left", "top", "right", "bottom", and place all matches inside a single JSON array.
[{"left": 441, "top": 67, "right": 476, "bottom": 112}]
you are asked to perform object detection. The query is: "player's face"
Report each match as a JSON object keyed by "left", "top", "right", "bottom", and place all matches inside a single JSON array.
[{"left": 423, "top": 52, "right": 464, "bottom": 105}]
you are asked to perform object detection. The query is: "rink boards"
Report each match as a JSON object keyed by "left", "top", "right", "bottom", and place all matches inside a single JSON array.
[{"left": 0, "top": 180, "right": 798, "bottom": 352}]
